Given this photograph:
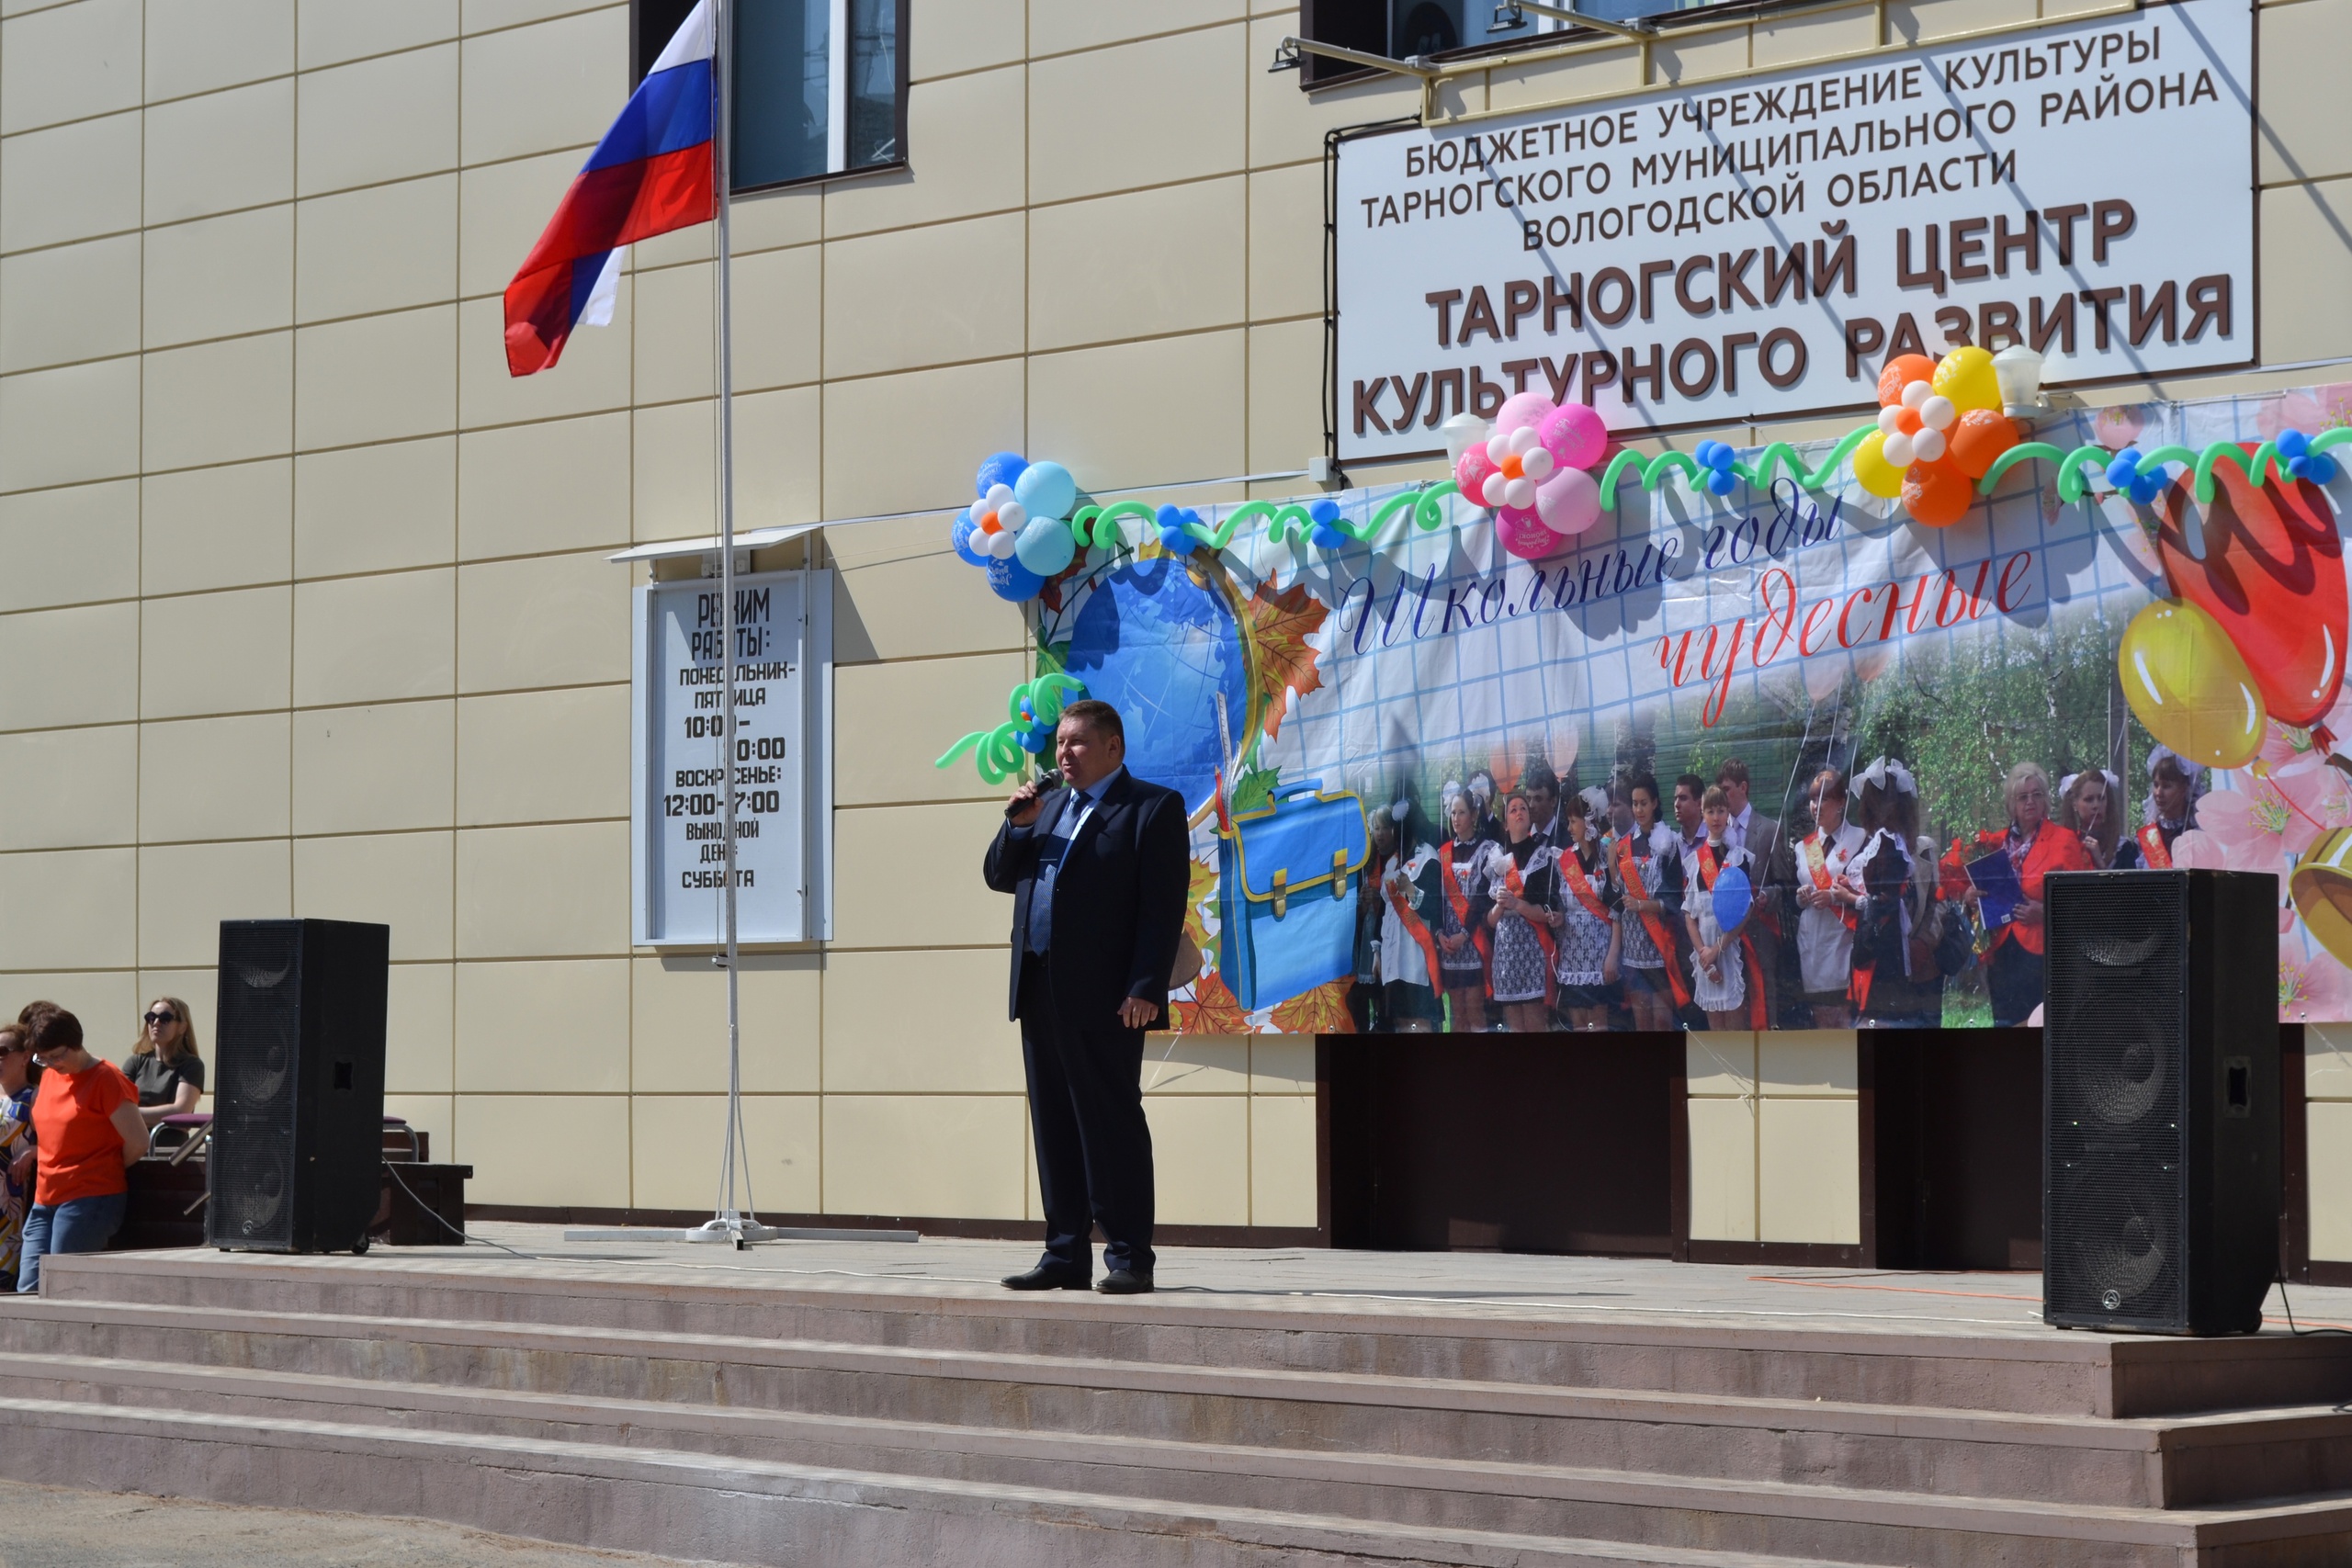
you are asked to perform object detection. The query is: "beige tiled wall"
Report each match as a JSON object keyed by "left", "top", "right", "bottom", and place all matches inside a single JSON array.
[
  {"left": 2309, "top": 1026, "right": 2352, "bottom": 1261},
  {"left": 0, "top": 0, "right": 2326, "bottom": 1236},
  {"left": 1686, "top": 1032, "right": 1861, "bottom": 1246}
]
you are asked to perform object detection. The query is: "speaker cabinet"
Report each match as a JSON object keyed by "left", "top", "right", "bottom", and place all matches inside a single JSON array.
[
  {"left": 2042, "top": 870, "right": 2278, "bottom": 1335},
  {"left": 209, "top": 919, "right": 389, "bottom": 1254}
]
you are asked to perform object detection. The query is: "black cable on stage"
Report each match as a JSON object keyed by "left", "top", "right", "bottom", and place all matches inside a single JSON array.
[{"left": 380, "top": 1159, "right": 529, "bottom": 1259}]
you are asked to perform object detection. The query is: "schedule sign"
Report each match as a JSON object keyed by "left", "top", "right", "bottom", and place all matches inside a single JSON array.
[
  {"left": 631, "top": 570, "right": 822, "bottom": 945},
  {"left": 1334, "top": 0, "right": 2254, "bottom": 457}
]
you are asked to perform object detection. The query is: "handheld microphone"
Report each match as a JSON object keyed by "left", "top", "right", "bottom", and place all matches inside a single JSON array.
[{"left": 1007, "top": 768, "right": 1065, "bottom": 818}]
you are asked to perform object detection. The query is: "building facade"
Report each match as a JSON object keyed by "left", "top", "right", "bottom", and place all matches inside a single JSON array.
[{"left": 0, "top": 0, "right": 2343, "bottom": 1258}]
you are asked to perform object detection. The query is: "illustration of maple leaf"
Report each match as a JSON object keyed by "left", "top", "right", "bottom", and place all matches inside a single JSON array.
[
  {"left": 1182, "top": 855, "right": 1216, "bottom": 948},
  {"left": 1270, "top": 977, "right": 1355, "bottom": 1036},
  {"left": 1239, "top": 580, "right": 1328, "bottom": 741},
  {"left": 1169, "top": 968, "right": 1250, "bottom": 1036}
]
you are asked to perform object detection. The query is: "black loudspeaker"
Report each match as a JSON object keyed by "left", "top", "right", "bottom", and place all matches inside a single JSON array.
[
  {"left": 209, "top": 919, "right": 390, "bottom": 1254},
  {"left": 2042, "top": 870, "right": 2278, "bottom": 1335}
]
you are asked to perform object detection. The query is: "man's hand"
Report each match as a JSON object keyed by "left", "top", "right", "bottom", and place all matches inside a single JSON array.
[
  {"left": 1005, "top": 778, "right": 1046, "bottom": 827},
  {"left": 1118, "top": 997, "right": 1157, "bottom": 1029}
]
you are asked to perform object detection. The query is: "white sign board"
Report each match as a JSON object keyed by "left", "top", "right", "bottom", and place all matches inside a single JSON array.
[
  {"left": 1336, "top": 0, "right": 2254, "bottom": 457},
  {"left": 631, "top": 570, "right": 832, "bottom": 946}
]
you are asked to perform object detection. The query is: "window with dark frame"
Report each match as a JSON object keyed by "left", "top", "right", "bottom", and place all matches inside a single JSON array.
[
  {"left": 1295, "top": 0, "right": 1735, "bottom": 88},
  {"left": 631, "top": 0, "right": 908, "bottom": 193}
]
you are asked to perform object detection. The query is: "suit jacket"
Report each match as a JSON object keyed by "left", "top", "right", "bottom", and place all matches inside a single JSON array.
[{"left": 983, "top": 770, "right": 1192, "bottom": 1030}]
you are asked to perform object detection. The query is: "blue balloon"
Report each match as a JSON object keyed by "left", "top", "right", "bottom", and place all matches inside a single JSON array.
[
  {"left": 2277, "top": 429, "right": 2311, "bottom": 460},
  {"left": 951, "top": 509, "right": 989, "bottom": 567},
  {"left": 2289, "top": 454, "right": 2312, "bottom": 481},
  {"left": 1307, "top": 497, "right": 1342, "bottom": 525},
  {"left": 985, "top": 555, "right": 1046, "bottom": 601},
  {"left": 1706, "top": 468, "right": 1736, "bottom": 496},
  {"left": 1013, "top": 460, "right": 1078, "bottom": 521},
  {"left": 1310, "top": 521, "right": 1351, "bottom": 549},
  {"left": 1711, "top": 864, "right": 1753, "bottom": 935},
  {"left": 976, "top": 451, "right": 1029, "bottom": 498},
  {"left": 1017, "top": 727, "right": 1049, "bottom": 753},
  {"left": 2106, "top": 449, "right": 2142, "bottom": 489},
  {"left": 1013, "top": 515, "right": 1078, "bottom": 577},
  {"left": 1159, "top": 525, "right": 1195, "bottom": 555},
  {"left": 1692, "top": 440, "right": 1720, "bottom": 468},
  {"left": 1154, "top": 502, "right": 1184, "bottom": 529},
  {"left": 2128, "top": 474, "right": 2163, "bottom": 504},
  {"left": 1707, "top": 443, "right": 1736, "bottom": 471},
  {"left": 2309, "top": 453, "right": 2340, "bottom": 485}
]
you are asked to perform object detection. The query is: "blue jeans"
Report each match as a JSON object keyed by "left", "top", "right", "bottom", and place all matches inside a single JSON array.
[{"left": 17, "top": 1190, "right": 127, "bottom": 1293}]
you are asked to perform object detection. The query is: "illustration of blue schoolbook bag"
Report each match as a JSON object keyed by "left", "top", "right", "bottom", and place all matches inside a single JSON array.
[{"left": 1218, "top": 781, "right": 1371, "bottom": 1011}]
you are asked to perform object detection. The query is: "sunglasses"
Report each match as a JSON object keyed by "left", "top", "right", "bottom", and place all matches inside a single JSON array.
[{"left": 144, "top": 1011, "right": 177, "bottom": 1025}]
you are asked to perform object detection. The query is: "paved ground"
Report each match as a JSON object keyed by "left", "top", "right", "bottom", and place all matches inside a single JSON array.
[
  {"left": 269, "top": 1220, "right": 2352, "bottom": 1338},
  {"left": 0, "top": 1480, "right": 721, "bottom": 1568}
]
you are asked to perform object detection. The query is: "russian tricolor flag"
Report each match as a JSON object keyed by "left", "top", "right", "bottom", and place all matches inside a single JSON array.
[{"left": 503, "top": 1, "right": 716, "bottom": 377}]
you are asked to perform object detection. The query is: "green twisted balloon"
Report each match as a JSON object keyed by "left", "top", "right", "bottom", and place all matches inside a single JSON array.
[{"left": 935, "top": 673, "right": 1088, "bottom": 784}]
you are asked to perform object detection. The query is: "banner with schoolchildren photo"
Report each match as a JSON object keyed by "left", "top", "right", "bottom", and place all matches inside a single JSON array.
[{"left": 941, "top": 378, "right": 2352, "bottom": 1034}]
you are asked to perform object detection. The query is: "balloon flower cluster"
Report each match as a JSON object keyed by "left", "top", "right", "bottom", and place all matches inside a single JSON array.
[
  {"left": 1849, "top": 346, "right": 2018, "bottom": 526},
  {"left": 1453, "top": 393, "right": 1611, "bottom": 559},
  {"left": 952, "top": 451, "right": 1081, "bottom": 602}
]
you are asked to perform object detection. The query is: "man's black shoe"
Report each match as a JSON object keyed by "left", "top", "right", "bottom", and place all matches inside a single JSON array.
[
  {"left": 1096, "top": 1269, "right": 1155, "bottom": 1295},
  {"left": 1001, "top": 1266, "right": 1091, "bottom": 1291}
]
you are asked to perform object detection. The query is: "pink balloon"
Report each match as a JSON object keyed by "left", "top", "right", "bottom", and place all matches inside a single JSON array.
[
  {"left": 1492, "top": 391, "right": 1556, "bottom": 436},
  {"left": 1495, "top": 505, "right": 1567, "bottom": 560},
  {"left": 1454, "top": 444, "right": 1498, "bottom": 508},
  {"left": 1538, "top": 403, "right": 1608, "bottom": 472},
  {"left": 1534, "top": 466, "right": 1602, "bottom": 536}
]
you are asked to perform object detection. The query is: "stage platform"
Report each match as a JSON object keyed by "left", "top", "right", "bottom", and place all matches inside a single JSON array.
[{"left": 2, "top": 1225, "right": 2349, "bottom": 1566}]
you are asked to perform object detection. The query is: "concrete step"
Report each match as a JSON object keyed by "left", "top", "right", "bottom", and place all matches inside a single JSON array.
[
  {"left": 2, "top": 1313, "right": 2346, "bottom": 1523},
  {"left": 42, "top": 1253, "right": 2352, "bottom": 1419},
  {"left": 0, "top": 1390, "right": 2344, "bottom": 1568}
]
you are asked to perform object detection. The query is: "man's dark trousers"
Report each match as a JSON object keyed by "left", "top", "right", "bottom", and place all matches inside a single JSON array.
[{"left": 1018, "top": 961, "right": 1154, "bottom": 1278}]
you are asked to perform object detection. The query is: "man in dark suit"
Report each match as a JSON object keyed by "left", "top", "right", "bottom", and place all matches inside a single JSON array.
[{"left": 983, "top": 698, "right": 1189, "bottom": 1295}]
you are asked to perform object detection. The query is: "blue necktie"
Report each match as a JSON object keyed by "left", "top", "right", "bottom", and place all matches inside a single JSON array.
[{"left": 1026, "top": 791, "right": 1087, "bottom": 954}]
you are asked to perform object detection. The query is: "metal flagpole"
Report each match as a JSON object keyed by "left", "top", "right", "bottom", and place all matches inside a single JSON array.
[{"left": 695, "top": 0, "right": 772, "bottom": 1247}]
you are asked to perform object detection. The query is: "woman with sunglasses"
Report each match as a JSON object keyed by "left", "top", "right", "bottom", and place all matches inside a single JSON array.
[
  {"left": 123, "top": 997, "right": 204, "bottom": 1127},
  {"left": 17, "top": 1007, "right": 146, "bottom": 1292},
  {"left": 0, "top": 1024, "right": 35, "bottom": 1291}
]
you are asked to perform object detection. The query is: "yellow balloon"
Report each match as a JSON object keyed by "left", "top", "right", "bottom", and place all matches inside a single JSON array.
[
  {"left": 1851, "top": 429, "right": 1905, "bottom": 498},
  {"left": 1932, "top": 345, "right": 2003, "bottom": 413},
  {"left": 2118, "top": 600, "right": 2267, "bottom": 769}
]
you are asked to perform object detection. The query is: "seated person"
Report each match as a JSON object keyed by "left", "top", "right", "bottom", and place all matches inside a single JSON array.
[
  {"left": 123, "top": 997, "right": 205, "bottom": 1128},
  {"left": 0, "top": 1024, "right": 35, "bottom": 1291}
]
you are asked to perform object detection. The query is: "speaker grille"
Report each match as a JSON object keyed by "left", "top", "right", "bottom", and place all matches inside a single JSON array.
[
  {"left": 211, "top": 923, "right": 303, "bottom": 1249},
  {"left": 2044, "top": 875, "right": 2187, "bottom": 1328}
]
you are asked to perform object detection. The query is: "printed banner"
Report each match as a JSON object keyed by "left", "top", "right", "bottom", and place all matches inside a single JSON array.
[{"left": 1023, "top": 384, "right": 2352, "bottom": 1033}]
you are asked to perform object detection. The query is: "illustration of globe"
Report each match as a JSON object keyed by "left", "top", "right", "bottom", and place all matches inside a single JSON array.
[{"left": 1065, "top": 556, "right": 1250, "bottom": 815}]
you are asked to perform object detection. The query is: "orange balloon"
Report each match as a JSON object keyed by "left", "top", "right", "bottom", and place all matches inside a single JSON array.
[
  {"left": 1947, "top": 407, "right": 2020, "bottom": 480},
  {"left": 1903, "top": 455, "right": 1974, "bottom": 526},
  {"left": 1878, "top": 354, "right": 1936, "bottom": 407}
]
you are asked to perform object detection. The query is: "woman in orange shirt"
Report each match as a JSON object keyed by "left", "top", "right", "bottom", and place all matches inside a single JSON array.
[
  {"left": 1979, "top": 761, "right": 2093, "bottom": 1028},
  {"left": 17, "top": 1007, "right": 146, "bottom": 1293}
]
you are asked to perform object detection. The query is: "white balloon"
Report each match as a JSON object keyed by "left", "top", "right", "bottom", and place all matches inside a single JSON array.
[
  {"left": 1919, "top": 395, "right": 1957, "bottom": 431},
  {"left": 1877, "top": 405, "right": 1905, "bottom": 435},
  {"left": 1900, "top": 379, "right": 1932, "bottom": 411},
  {"left": 1882, "top": 432, "right": 1916, "bottom": 468},
  {"left": 1911, "top": 426, "right": 1947, "bottom": 462},
  {"left": 985, "top": 483, "right": 1015, "bottom": 509},
  {"left": 1503, "top": 423, "right": 1541, "bottom": 457},
  {"left": 1520, "top": 446, "right": 1555, "bottom": 480},
  {"left": 1501, "top": 476, "right": 1536, "bottom": 510},
  {"left": 987, "top": 526, "right": 1019, "bottom": 559},
  {"left": 998, "top": 500, "right": 1027, "bottom": 532}
]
